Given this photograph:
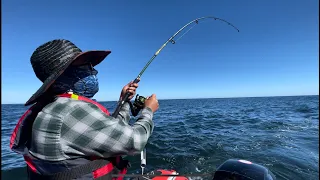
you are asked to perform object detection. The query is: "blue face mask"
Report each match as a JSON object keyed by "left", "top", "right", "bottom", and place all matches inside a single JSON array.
[{"left": 51, "top": 65, "right": 99, "bottom": 98}]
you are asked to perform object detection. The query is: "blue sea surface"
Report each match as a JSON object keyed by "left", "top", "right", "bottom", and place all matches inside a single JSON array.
[{"left": 1, "top": 96, "right": 319, "bottom": 180}]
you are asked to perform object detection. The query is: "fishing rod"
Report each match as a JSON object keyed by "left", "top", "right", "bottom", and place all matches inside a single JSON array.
[
  {"left": 112, "top": 16, "right": 239, "bottom": 117},
  {"left": 111, "top": 16, "right": 240, "bottom": 174}
]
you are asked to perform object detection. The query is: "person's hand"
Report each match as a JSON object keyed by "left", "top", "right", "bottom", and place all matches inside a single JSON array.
[
  {"left": 144, "top": 94, "right": 159, "bottom": 113},
  {"left": 120, "top": 79, "right": 140, "bottom": 101}
]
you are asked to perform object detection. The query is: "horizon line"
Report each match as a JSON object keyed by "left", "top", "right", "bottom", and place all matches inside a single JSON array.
[{"left": 2, "top": 94, "right": 318, "bottom": 105}]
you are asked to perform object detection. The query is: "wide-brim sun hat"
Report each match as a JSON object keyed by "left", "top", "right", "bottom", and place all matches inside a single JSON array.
[{"left": 25, "top": 39, "right": 111, "bottom": 106}]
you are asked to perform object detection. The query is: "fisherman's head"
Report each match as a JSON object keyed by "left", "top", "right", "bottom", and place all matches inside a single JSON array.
[{"left": 25, "top": 39, "right": 111, "bottom": 106}]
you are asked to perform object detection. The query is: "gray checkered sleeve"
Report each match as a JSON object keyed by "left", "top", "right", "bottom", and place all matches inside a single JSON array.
[
  {"left": 60, "top": 101, "right": 154, "bottom": 158},
  {"left": 116, "top": 102, "right": 131, "bottom": 124}
]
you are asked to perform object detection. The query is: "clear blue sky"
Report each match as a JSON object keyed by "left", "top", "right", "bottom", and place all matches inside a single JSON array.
[{"left": 2, "top": 0, "right": 319, "bottom": 104}]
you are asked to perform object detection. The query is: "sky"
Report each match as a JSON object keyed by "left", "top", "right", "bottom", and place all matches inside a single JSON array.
[{"left": 2, "top": 0, "right": 319, "bottom": 104}]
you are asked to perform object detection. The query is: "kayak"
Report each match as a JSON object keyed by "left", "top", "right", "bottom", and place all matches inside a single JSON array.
[{"left": 133, "top": 159, "right": 276, "bottom": 180}]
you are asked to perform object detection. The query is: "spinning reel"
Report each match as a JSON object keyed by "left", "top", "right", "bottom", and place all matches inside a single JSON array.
[{"left": 128, "top": 94, "right": 147, "bottom": 117}]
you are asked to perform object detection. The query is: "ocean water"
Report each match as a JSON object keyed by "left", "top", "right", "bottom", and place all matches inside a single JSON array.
[{"left": 1, "top": 95, "right": 319, "bottom": 180}]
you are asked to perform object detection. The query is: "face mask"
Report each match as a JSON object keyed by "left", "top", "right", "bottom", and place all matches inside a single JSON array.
[
  {"left": 73, "top": 72, "right": 99, "bottom": 98},
  {"left": 51, "top": 64, "right": 99, "bottom": 98}
]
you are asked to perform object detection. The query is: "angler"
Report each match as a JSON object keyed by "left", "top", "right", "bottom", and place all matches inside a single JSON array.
[{"left": 10, "top": 39, "right": 159, "bottom": 179}]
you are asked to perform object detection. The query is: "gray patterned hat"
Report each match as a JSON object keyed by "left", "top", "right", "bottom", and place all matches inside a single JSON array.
[{"left": 25, "top": 39, "right": 111, "bottom": 106}]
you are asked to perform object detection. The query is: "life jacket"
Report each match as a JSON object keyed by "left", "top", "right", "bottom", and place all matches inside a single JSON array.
[{"left": 10, "top": 93, "right": 129, "bottom": 180}]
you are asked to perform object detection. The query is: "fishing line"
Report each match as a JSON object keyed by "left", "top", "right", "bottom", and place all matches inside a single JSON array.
[{"left": 173, "top": 21, "right": 198, "bottom": 43}]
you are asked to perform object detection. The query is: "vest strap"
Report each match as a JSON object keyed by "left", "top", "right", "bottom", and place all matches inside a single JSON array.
[
  {"left": 27, "top": 159, "right": 114, "bottom": 180},
  {"left": 58, "top": 93, "right": 110, "bottom": 115}
]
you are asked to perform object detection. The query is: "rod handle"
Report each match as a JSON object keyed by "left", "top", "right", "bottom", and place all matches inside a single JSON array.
[{"left": 112, "top": 77, "right": 140, "bottom": 117}]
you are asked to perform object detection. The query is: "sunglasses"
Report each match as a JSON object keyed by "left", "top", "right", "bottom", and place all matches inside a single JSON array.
[{"left": 78, "top": 63, "right": 94, "bottom": 71}]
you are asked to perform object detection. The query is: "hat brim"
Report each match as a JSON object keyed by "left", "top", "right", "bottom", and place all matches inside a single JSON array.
[{"left": 25, "top": 50, "right": 111, "bottom": 106}]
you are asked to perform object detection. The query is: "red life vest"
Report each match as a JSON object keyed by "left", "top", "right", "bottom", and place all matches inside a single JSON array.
[{"left": 10, "top": 93, "right": 128, "bottom": 180}]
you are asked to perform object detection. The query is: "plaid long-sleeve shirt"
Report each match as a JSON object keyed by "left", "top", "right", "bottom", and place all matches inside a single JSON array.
[{"left": 29, "top": 96, "right": 154, "bottom": 161}]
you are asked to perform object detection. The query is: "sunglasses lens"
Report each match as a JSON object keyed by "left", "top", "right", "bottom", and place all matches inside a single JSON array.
[{"left": 78, "top": 63, "right": 93, "bottom": 70}]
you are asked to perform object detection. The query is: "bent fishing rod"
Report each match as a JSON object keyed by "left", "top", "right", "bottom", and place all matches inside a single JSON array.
[
  {"left": 112, "top": 16, "right": 239, "bottom": 117},
  {"left": 111, "top": 16, "right": 239, "bottom": 174}
]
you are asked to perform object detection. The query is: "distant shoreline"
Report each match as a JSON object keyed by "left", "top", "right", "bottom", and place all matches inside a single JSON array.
[{"left": 2, "top": 94, "right": 318, "bottom": 105}]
